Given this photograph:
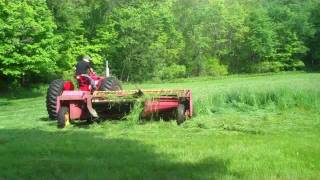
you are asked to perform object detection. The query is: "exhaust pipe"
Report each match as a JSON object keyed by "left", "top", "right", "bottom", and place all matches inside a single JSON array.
[{"left": 105, "top": 60, "right": 110, "bottom": 77}]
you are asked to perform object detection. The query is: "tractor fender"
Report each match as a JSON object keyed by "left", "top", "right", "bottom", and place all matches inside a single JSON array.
[{"left": 63, "top": 81, "right": 74, "bottom": 91}]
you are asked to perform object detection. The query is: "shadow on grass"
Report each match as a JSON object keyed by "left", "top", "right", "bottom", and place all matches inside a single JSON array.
[
  {"left": 39, "top": 117, "right": 51, "bottom": 122},
  {"left": 0, "top": 129, "right": 239, "bottom": 180},
  {"left": 0, "top": 101, "right": 11, "bottom": 107},
  {"left": 39, "top": 116, "right": 121, "bottom": 129}
]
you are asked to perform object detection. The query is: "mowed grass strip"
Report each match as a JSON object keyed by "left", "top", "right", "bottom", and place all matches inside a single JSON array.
[{"left": 0, "top": 73, "right": 319, "bottom": 180}]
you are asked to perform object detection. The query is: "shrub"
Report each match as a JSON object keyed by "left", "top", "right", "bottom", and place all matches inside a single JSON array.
[
  {"left": 204, "top": 57, "right": 228, "bottom": 76},
  {"left": 252, "top": 61, "right": 284, "bottom": 73},
  {"left": 157, "top": 64, "right": 186, "bottom": 80},
  {"left": 291, "top": 60, "right": 306, "bottom": 71}
]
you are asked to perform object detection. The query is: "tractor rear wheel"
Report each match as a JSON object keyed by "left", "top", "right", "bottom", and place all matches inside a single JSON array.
[
  {"left": 46, "top": 79, "right": 65, "bottom": 120},
  {"left": 176, "top": 104, "right": 186, "bottom": 125},
  {"left": 99, "top": 77, "right": 122, "bottom": 91},
  {"left": 57, "top": 106, "right": 70, "bottom": 128}
]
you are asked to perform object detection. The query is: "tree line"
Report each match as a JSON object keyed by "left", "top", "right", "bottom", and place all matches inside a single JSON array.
[{"left": 0, "top": 0, "right": 319, "bottom": 86}]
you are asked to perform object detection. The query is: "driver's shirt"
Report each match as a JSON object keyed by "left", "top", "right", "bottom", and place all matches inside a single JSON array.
[{"left": 76, "top": 60, "right": 93, "bottom": 75}]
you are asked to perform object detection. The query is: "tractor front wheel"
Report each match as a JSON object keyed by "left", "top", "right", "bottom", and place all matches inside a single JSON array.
[
  {"left": 57, "top": 106, "right": 70, "bottom": 128},
  {"left": 176, "top": 104, "right": 186, "bottom": 125}
]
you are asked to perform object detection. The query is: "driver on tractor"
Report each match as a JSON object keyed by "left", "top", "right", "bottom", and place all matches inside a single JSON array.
[{"left": 76, "top": 55, "right": 96, "bottom": 90}]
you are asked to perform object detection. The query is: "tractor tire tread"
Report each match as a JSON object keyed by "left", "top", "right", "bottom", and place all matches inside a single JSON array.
[
  {"left": 177, "top": 104, "right": 186, "bottom": 125},
  {"left": 46, "top": 79, "right": 65, "bottom": 120},
  {"left": 99, "top": 77, "right": 122, "bottom": 91}
]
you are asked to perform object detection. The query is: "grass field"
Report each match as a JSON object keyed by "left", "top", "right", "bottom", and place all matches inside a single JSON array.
[{"left": 0, "top": 72, "right": 320, "bottom": 180}]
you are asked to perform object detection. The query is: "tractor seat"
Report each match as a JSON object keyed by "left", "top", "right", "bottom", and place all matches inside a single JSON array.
[{"left": 76, "top": 75, "right": 93, "bottom": 91}]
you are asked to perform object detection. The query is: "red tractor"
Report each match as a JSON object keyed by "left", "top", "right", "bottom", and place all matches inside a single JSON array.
[{"left": 46, "top": 64, "right": 193, "bottom": 128}]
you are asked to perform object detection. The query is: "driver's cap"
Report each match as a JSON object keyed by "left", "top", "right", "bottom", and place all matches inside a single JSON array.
[{"left": 82, "top": 55, "right": 91, "bottom": 62}]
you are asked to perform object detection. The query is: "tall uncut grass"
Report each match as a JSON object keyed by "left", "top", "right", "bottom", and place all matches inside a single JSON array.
[{"left": 195, "top": 87, "right": 320, "bottom": 115}]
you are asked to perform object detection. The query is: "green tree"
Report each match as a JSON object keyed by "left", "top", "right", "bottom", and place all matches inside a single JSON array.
[
  {"left": 97, "top": 0, "right": 184, "bottom": 81},
  {"left": 2, "top": 0, "right": 320, "bottom": 87},
  {"left": 174, "top": 0, "right": 229, "bottom": 76},
  {"left": 0, "top": 0, "right": 60, "bottom": 84},
  {"left": 305, "top": 1, "right": 320, "bottom": 69},
  {"left": 266, "top": 0, "right": 315, "bottom": 71},
  {"left": 239, "top": 7, "right": 277, "bottom": 72}
]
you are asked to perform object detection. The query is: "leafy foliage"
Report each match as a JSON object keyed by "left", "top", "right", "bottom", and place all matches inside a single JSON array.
[
  {"left": 156, "top": 64, "right": 186, "bottom": 80},
  {"left": 0, "top": 0, "right": 319, "bottom": 86},
  {"left": 0, "top": 0, "right": 59, "bottom": 84}
]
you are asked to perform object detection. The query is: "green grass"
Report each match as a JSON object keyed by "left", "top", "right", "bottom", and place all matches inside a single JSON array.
[{"left": 0, "top": 72, "right": 320, "bottom": 180}]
